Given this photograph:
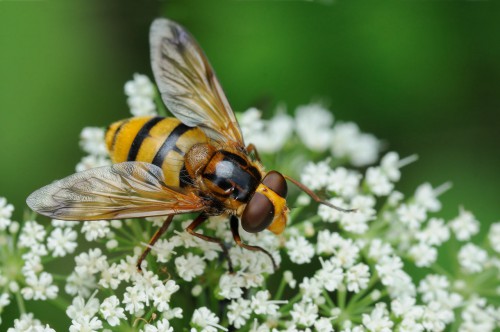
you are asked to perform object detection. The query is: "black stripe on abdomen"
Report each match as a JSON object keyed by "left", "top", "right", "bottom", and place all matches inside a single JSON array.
[
  {"left": 151, "top": 123, "right": 192, "bottom": 168},
  {"left": 109, "top": 119, "right": 130, "bottom": 153},
  {"left": 127, "top": 117, "right": 163, "bottom": 161}
]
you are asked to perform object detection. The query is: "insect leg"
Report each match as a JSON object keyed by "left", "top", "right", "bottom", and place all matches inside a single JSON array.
[
  {"left": 284, "top": 175, "right": 356, "bottom": 213},
  {"left": 246, "top": 143, "right": 261, "bottom": 162},
  {"left": 229, "top": 215, "right": 278, "bottom": 271},
  {"left": 186, "top": 213, "right": 234, "bottom": 273},
  {"left": 137, "top": 215, "right": 174, "bottom": 271}
]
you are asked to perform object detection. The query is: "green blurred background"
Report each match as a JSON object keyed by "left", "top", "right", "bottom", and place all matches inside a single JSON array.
[
  {"left": 1, "top": 0, "right": 498, "bottom": 223},
  {"left": 0, "top": 0, "right": 499, "bottom": 328}
]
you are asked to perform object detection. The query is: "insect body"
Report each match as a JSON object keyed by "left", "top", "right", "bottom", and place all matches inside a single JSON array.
[{"left": 27, "top": 18, "right": 350, "bottom": 272}]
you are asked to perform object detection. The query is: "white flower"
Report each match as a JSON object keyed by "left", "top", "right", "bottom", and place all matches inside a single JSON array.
[
  {"left": 460, "top": 297, "right": 496, "bottom": 332},
  {"left": 376, "top": 255, "right": 403, "bottom": 286},
  {"left": 397, "top": 204, "right": 427, "bottom": 230},
  {"left": 0, "top": 292, "right": 11, "bottom": 309},
  {"left": 421, "top": 301, "right": 453, "bottom": 331},
  {"left": 488, "top": 222, "right": 500, "bottom": 253},
  {"left": 340, "top": 195, "right": 376, "bottom": 234},
  {"left": 284, "top": 270, "right": 297, "bottom": 288},
  {"left": 391, "top": 296, "right": 421, "bottom": 318},
  {"left": 290, "top": 301, "right": 318, "bottom": 327},
  {"left": 141, "top": 318, "right": 174, "bottom": 332},
  {"left": 295, "top": 103, "right": 334, "bottom": 152},
  {"left": 316, "top": 230, "right": 343, "bottom": 255},
  {"left": 18, "top": 220, "right": 46, "bottom": 248},
  {"left": 153, "top": 280, "right": 179, "bottom": 312},
  {"left": 315, "top": 317, "right": 334, "bottom": 332},
  {"left": 387, "top": 190, "right": 404, "bottom": 207},
  {"left": 76, "top": 155, "right": 111, "bottom": 172},
  {"left": 122, "top": 285, "right": 147, "bottom": 314},
  {"left": 242, "top": 108, "right": 294, "bottom": 153},
  {"left": 365, "top": 167, "right": 393, "bottom": 196},
  {"left": 69, "top": 316, "right": 103, "bottom": 332},
  {"left": 81, "top": 220, "right": 111, "bottom": 241},
  {"left": 336, "top": 238, "right": 360, "bottom": 268},
  {"left": 127, "top": 96, "right": 156, "bottom": 117},
  {"left": 191, "top": 307, "right": 228, "bottom": 332},
  {"left": 100, "top": 295, "right": 126, "bottom": 326},
  {"left": 299, "top": 276, "right": 323, "bottom": 301},
  {"left": 346, "top": 263, "right": 370, "bottom": 293},
  {"left": 227, "top": 298, "right": 252, "bottom": 329},
  {"left": 7, "top": 313, "right": 55, "bottom": 332},
  {"left": 458, "top": 243, "right": 487, "bottom": 273},
  {"left": 318, "top": 198, "right": 345, "bottom": 223},
  {"left": 21, "top": 272, "right": 58, "bottom": 300},
  {"left": 175, "top": 253, "right": 206, "bottom": 282},
  {"left": 51, "top": 219, "right": 79, "bottom": 228},
  {"left": 47, "top": 228, "right": 77, "bottom": 257},
  {"left": 409, "top": 243, "right": 437, "bottom": 267},
  {"left": 74, "top": 248, "right": 107, "bottom": 275},
  {"left": 125, "top": 73, "right": 155, "bottom": 97},
  {"left": 239, "top": 108, "right": 264, "bottom": 138},
  {"left": 67, "top": 295, "right": 99, "bottom": 321},
  {"left": 79, "top": 127, "right": 107, "bottom": 156},
  {"left": 415, "top": 218, "right": 450, "bottom": 246},
  {"left": 65, "top": 269, "right": 97, "bottom": 297},
  {"left": 124, "top": 74, "right": 156, "bottom": 116},
  {"left": 380, "top": 152, "right": 401, "bottom": 182},
  {"left": 368, "top": 239, "right": 393, "bottom": 261},
  {"left": 362, "top": 303, "right": 394, "bottom": 332},
  {"left": 449, "top": 207, "right": 479, "bottom": 241},
  {"left": 0, "top": 197, "right": 14, "bottom": 231},
  {"left": 152, "top": 238, "right": 178, "bottom": 263},
  {"left": 286, "top": 236, "right": 315, "bottom": 264},
  {"left": 331, "top": 122, "right": 379, "bottom": 167},
  {"left": 251, "top": 290, "right": 287, "bottom": 315},
  {"left": 326, "top": 167, "right": 361, "bottom": 199},
  {"left": 418, "top": 275, "right": 449, "bottom": 303},
  {"left": 315, "top": 258, "right": 344, "bottom": 292},
  {"left": 301, "top": 160, "right": 332, "bottom": 191},
  {"left": 414, "top": 183, "right": 442, "bottom": 212},
  {"left": 218, "top": 273, "right": 245, "bottom": 299}
]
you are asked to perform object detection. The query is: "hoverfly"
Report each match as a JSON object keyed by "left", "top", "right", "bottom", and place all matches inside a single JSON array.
[{"left": 27, "top": 18, "right": 351, "bottom": 272}]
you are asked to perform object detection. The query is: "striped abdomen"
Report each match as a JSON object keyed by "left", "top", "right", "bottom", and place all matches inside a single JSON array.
[{"left": 105, "top": 116, "right": 208, "bottom": 187}]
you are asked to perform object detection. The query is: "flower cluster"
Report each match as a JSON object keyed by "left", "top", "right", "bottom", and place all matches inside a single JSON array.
[{"left": 1, "top": 73, "right": 499, "bottom": 331}]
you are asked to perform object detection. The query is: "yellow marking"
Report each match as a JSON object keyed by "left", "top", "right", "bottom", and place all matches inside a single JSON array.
[
  {"left": 105, "top": 116, "right": 208, "bottom": 188},
  {"left": 106, "top": 116, "right": 152, "bottom": 163},
  {"left": 256, "top": 184, "right": 289, "bottom": 235}
]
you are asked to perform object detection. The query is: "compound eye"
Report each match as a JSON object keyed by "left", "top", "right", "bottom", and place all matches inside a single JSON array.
[
  {"left": 262, "top": 171, "right": 287, "bottom": 198},
  {"left": 241, "top": 192, "right": 274, "bottom": 233},
  {"left": 241, "top": 171, "right": 287, "bottom": 233}
]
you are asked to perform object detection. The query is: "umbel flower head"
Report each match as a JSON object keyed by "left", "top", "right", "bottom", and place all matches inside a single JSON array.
[{"left": 1, "top": 73, "right": 499, "bottom": 331}]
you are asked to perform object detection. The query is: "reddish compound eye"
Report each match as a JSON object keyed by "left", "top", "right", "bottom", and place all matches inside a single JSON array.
[{"left": 241, "top": 171, "right": 287, "bottom": 233}]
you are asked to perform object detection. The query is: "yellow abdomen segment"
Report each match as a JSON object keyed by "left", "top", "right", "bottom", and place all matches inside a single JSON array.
[{"left": 105, "top": 116, "right": 208, "bottom": 187}]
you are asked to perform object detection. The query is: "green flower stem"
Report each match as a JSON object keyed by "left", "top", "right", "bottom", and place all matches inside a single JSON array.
[
  {"left": 114, "top": 225, "right": 140, "bottom": 243},
  {"left": 15, "top": 290, "right": 26, "bottom": 315},
  {"left": 273, "top": 275, "right": 287, "bottom": 301},
  {"left": 337, "top": 287, "right": 346, "bottom": 309},
  {"left": 322, "top": 290, "right": 336, "bottom": 308},
  {"left": 279, "top": 293, "right": 302, "bottom": 313},
  {"left": 346, "top": 271, "right": 379, "bottom": 312},
  {"left": 430, "top": 263, "right": 454, "bottom": 280},
  {"left": 471, "top": 267, "right": 497, "bottom": 288},
  {"left": 351, "top": 289, "right": 388, "bottom": 315}
]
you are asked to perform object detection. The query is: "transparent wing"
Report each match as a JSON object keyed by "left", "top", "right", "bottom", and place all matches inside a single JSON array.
[
  {"left": 26, "top": 162, "right": 207, "bottom": 220},
  {"left": 150, "top": 18, "right": 245, "bottom": 148}
]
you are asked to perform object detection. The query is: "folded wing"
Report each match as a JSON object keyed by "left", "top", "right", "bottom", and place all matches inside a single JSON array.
[{"left": 27, "top": 162, "right": 207, "bottom": 220}]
